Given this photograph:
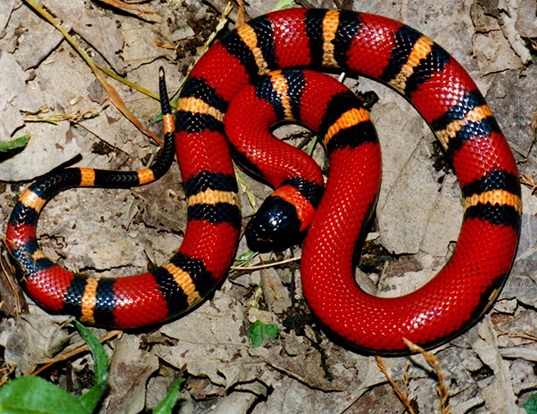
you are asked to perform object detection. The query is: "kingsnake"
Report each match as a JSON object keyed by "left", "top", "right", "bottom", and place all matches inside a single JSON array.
[{"left": 6, "top": 8, "right": 521, "bottom": 354}]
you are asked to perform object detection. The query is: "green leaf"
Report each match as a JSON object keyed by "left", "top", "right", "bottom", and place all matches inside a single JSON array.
[
  {"left": 248, "top": 320, "right": 279, "bottom": 348},
  {"left": 0, "top": 376, "right": 90, "bottom": 414},
  {"left": 233, "top": 250, "right": 258, "bottom": 267},
  {"left": 75, "top": 321, "right": 109, "bottom": 412},
  {"left": 234, "top": 165, "right": 257, "bottom": 211},
  {"left": 524, "top": 393, "right": 537, "bottom": 413},
  {"left": 0, "top": 135, "right": 29, "bottom": 152},
  {"left": 74, "top": 322, "right": 109, "bottom": 385},
  {"left": 273, "top": 0, "right": 296, "bottom": 11},
  {"left": 0, "top": 321, "right": 111, "bottom": 414},
  {"left": 152, "top": 377, "right": 186, "bottom": 414}
]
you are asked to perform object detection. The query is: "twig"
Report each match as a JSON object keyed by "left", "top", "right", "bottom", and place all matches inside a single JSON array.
[
  {"left": 25, "top": 330, "right": 122, "bottom": 377},
  {"left": 230, "top": 256, "right": 300, "bottom": 271},
  {"left": 95, "top": 0, "right": 160, "bottom": 22}
]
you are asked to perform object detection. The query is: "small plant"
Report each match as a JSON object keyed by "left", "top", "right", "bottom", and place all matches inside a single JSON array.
[
  {"left": 248, "top": 320, "right": 279, "bottom": 348},
  {"left": 0, "top": 321, "right": 184, "bottom": 414}
]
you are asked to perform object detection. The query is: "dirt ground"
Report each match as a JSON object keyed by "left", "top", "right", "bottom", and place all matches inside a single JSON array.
[{"left": 0, "top": 0, "right": 536, "bottom": 413}]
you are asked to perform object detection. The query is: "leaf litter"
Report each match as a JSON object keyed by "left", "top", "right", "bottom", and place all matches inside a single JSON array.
[{"left": 0, "top": 0, "right": 535, "bottom": 413}]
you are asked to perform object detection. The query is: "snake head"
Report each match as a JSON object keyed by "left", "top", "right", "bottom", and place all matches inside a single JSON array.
[{"left": 245, "top": 195, "right": 305, "bottom": 253}]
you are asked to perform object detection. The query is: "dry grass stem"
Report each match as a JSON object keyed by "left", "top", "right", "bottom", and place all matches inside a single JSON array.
[
  {"left": 403, "top": 338, "right": 452, "bottom": 414},
  {"left": 376, "top": 355, "right": 416, "bottom": 414},
  {"left": 230, "top": 256, "right": 300, "bottom": 271}
]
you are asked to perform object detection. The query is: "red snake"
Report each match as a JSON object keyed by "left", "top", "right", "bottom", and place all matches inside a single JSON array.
[{"left": 6, "top": 9, "right": 521, "bottom": 354}]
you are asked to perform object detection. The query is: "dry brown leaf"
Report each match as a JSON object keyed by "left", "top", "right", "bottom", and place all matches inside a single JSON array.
[
  {"left": 23, "top": 0, "right": 162, "bottom": 146},
  {"left": 0, "top": 248, "right": 28, "bottom": 318}
]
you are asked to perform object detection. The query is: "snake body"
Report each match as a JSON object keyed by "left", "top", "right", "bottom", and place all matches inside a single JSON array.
[{"left": 6, "top": 9, "right": 521, "bottom": 353}]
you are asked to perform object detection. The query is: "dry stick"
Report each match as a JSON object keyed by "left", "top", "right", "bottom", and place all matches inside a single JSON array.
[
  {"left": 95, "top": 0, "right": 159, "bottom": 22},
  {"left": 0, "top": 364, "right": 16, "bottom": 387},
  {"left": 22, "top": 106, "right": 102, "bottom": 125},
  {"left": 495, "top": 326, "right": 537, "bottom": 342},
  {"left": 230, "top": 256, "right": 301, "bottom": 271},
  {"left": 23, "top": 0, "right": 161, "bottom": 144},
  {"left": 25, "top": 330, "right": 122, "bottom": 377},
  {"left": 95, "top": 63, "right": 160, "bottom": 101}
]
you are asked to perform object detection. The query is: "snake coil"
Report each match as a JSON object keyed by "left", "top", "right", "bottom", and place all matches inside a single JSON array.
[{"left": 6, "top": 9, "right": 521, "bottom": 354}]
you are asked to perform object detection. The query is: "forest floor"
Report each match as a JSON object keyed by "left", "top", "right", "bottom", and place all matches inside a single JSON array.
[{"left": 0, "top": 0, "right": 536, "bottom": 413}]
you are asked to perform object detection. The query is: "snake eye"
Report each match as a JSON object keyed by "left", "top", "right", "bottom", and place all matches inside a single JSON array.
[{"left": 245, "top": 195, "right": 304, "bottom": 252}]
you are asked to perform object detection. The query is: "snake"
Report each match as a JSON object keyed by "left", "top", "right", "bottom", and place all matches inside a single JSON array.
[{"left": 6, "top": 8, "right": 521, "bottom": 354}]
